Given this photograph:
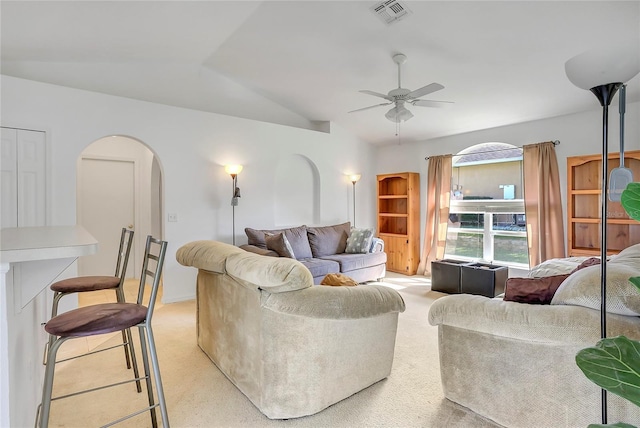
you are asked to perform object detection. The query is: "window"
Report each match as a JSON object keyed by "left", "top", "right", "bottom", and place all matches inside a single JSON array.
[{"left": 445, "top": 143, "right": 529, "bottom": 267}]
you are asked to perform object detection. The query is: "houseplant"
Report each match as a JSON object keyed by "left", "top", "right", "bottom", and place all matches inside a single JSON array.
[{"left": 575, "top": 182, "right": 640, "bottom": 428}]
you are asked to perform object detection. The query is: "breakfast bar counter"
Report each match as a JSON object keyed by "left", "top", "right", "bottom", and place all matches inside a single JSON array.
[{"left": 0, "top": 225, "right": 97, "bottom": 427}]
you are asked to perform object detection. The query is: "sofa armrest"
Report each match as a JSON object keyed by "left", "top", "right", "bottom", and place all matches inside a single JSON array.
[
  {"left": 240, "top": 244, "right": 279, "bottom": 257},
  {"left": 428, "top": 294, "right": 640, "bottom": 344},
  {"left": 262, "top": 284, "right": 405, "bottom": 319},
  {"left": 370, "top": 237, "right": 384, "bottom": 253},
  {"left": 177, "top": 240, "right": 244, "bottom": 273}
]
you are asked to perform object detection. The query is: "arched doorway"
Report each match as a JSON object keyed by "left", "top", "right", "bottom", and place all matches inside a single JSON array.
[{"left": 76, "top": 135, "right": 163, "bottom": 305}]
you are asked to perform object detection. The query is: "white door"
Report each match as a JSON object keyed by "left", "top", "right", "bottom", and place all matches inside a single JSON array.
[
  {"left": 1, "top": 128, "right": 46, "bottom": 228},
  {"left": 17, "top": 130, "right": 46, "bottom": 227},
  {"left": 78, "top": 158, "right": 135, "bottom": 277},
  {"left": 1, "top": 128, "right": 18, "bottom": 228}
]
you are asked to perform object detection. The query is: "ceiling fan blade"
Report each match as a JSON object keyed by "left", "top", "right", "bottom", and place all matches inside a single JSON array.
[
  {"left": 407, "top": 83, "right": 444, "bottom": 100},
  {"left": 359, "top": 90, "right": 394, "bottom": 101},
  {"left": 349, "top": 102, "right": 393, "bottom": 113},
  {"left": 411, "top": 99, "right": 454, "bottom": 108}
]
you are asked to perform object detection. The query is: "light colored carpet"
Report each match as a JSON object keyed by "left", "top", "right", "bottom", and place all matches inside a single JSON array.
[{"left": 46, "top": 273, "right": 501, "bottom": 427}]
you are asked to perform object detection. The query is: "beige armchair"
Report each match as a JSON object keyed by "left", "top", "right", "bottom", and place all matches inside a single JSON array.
[
  {"left": 428, "top": 244, "right": 640, "bottom": 427},
  {"left": 177, "top": 240, "right": 405, "bottom": 419}
]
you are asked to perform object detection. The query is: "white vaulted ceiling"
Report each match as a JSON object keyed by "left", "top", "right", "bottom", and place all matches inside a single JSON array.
[{"left": 2, "top": 1, "right": 639, "bottom": 145}]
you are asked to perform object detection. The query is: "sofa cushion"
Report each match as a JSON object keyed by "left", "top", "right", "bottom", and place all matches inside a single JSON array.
[
  {"left": 299, "top": 258, "right": 340, "bottom": 278},
  {"left": 245, "top": 226, "right": 313, "bottom": 259},
  {"left": 226, "top": 251, "right": 313, "bottom": 294},
  {"left": 307, "top": 222, "right": 350, "bottom": 257},
  {"left": 319, "top": 252, "right": 387, "bottom": 272},
  {"left": 551, "top": 262, "right": 640, "bottom": 316},
  {"left": 504, "top": 274, "right": 569, "bottom": 304},
  {"left": 345, "top": 228, "right": 375, "bottom": 254},
  {"left": 265, "top": 233, "right": 295, "bottom": 258}
]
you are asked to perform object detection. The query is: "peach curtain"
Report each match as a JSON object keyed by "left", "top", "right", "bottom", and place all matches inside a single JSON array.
[
  {"left": 523, "top": 141, "right": 565, "bottom": 268},
  {"left": 417, "top": 154, "right": 452, "bottom": 276}
]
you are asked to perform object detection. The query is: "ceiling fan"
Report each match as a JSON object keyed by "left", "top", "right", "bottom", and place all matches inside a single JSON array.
[{"left": 349, "top": 53, "right": 452, "bottom": 123}]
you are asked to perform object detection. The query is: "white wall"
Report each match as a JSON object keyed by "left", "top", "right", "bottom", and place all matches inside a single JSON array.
[
  {"left": 1, "top": 75, "right": 377, "bottom": 303},
  {"left": 375, "top": 101, "right": 640, "bottom": 255}
]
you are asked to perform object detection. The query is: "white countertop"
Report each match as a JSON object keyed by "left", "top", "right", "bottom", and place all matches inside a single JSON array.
[{"left": 0, "top": 225, "right": 98, "bottom": 264}]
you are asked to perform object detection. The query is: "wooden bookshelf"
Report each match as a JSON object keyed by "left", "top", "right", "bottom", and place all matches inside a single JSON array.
[
  {"left": 377, "top": 172, "right": 420, "bottom": 274},
  {"left": 567, "top": 151, "right": 640, "bottom": 256}
]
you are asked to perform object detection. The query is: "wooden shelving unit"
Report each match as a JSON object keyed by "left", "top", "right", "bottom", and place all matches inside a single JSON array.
[
  {"left": 377, "top": 172, "right": 420, "bottom": 275},
  {"left": 567, "top": 150, "right": 640, "bottom": 256}
]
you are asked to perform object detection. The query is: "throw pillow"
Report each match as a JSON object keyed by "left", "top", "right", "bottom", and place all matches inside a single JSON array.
[
  {"left": 320, "top": 273, "right": 358, "bottom": 286},
  {"left": 528, "top": 256, "right": 593, "bottom": 278},
  {"left": 503, "top": 274, "right": 569, "bottom": 304},
  {"left": 245, "top": 226, "right": 313, "bottom": 259},
  {"left": 265, "top": 233, "right": 296, "bottom": 259},
  {"left": 345, "top": 228, "right": 375, "bottom": 254},
  {"left": 550, "top": 263, "right": 640, "bottom": 316},
  {"left": 571, "top": 257, "right": 601, "bottom": 273},
  {"left": 307, "top": 222, "right": 351, "bottom": 257},
  {"left": 245, "top": 227, "right": 268, "bottom": 249},
  {"left": 369, "top": 237, "right": 384, "bottom": 253},
  {"left": 610, "top": 243, "right": 640, "bottom": 266},
  {"left": 281, "top": 225, "right": 313, "bottom": 260}
]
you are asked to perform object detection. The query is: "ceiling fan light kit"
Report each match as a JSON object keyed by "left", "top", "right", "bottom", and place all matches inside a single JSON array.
[
  {"left": 385, "top": 102, "right": 413, "bottom": 123},
  {"left": 350, "top": 53, "right": 452, "bottom": 123}
]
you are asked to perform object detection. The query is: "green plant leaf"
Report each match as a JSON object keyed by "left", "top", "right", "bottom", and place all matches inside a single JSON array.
[
  {"left": 588, "top": 423, "right": 638, "bottom": 428},
  {"left": 621, "top": 182, "right": 640, "bottom": 222},
  {"left": 576, "top": 336, "right": 640, "bottom": 407}
]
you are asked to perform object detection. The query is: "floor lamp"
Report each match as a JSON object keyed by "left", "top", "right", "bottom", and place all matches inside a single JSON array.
[
  {"left": 565, "top": 42, "right": 640, "bottom": 425},
  {"left": 225, "top": 165, "right": 243, "bottom": 245},
  {"left": 350, "top": 174, "right": 361, "bottom": 227}
]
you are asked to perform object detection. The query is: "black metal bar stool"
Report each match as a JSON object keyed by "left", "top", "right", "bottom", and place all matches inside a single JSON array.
[
  {"left": 37, "top": 235, "right": 169, "bottom": 428},
  {"left": 45, "top": 227, "right": 138, "bottom": 383}
]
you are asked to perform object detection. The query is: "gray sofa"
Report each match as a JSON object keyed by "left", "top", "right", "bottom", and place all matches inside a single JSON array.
[
  {"left": 239, "top": 222, "right": 386, "bottom": 284},
  {"left": 176, "top": 240, "right": 405, "bottom": 419}
]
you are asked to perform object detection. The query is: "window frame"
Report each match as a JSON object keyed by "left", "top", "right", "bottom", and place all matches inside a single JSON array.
[{"left": 445, "top": 198, "right": 529, "bottom": 268}]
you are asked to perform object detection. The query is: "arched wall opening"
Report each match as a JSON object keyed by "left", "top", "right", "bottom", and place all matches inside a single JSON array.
[
  {"left": 273, "top": 154, "right": 320, "bottom": 226},
  {"left": 76, "top": 135, "right": 163, "bottom": 283}
]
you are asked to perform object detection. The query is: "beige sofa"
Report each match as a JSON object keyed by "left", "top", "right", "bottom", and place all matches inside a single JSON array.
[
  {"left": 176, "top": 240, "right": 405, "bottom": 419},
  {"left": 428, "top": 244, "right": 640, "bottom": 427}
]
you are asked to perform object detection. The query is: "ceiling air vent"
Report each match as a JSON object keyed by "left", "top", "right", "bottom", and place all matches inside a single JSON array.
[{"left": 371, "top": 0, "right": 412, "bottom": 25}]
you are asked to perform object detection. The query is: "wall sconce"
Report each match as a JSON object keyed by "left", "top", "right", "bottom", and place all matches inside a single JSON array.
[
  {"left": 565, "top": 40, "right": 639, "bottom": 425},
  {"left": 349, "top": 174, "right": 361, "bottom": 227},
  {"left": 225, "top": 165, "right": 243, "bottom": 245}
]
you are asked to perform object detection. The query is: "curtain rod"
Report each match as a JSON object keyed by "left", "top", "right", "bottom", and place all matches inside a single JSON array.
[{"left": 424, "top": 140, "right": 560, "bottom": 160}]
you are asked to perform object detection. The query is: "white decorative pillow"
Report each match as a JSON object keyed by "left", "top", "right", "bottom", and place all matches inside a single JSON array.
[
  {"left": 345, "top": 228, "right": 375, "bottom": 254},
  {"left": 550, "top": 263, "right": 640, "bottom": 316},
  {"left": 609, "top": 243, "right": 640, "bottom": 266},
  {"left": 528, "top": 256, "right": 591, "bottom": 278}
]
